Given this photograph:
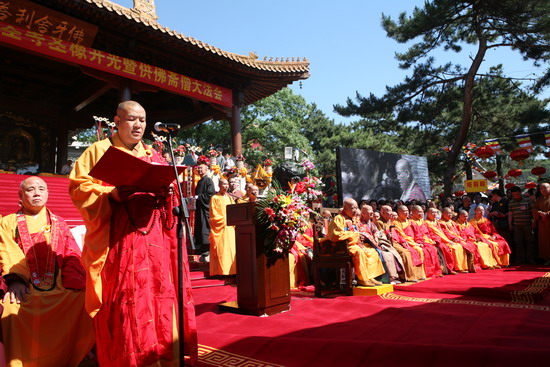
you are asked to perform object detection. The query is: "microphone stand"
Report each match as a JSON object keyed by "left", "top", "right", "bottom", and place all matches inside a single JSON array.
[{"left": 164, "top": 129, "right": 194, "bottom": 366}]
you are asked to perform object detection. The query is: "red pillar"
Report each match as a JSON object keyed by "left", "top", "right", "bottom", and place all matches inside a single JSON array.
[{"left": 231, "top": 90, "right": 244, "bottom": 156}]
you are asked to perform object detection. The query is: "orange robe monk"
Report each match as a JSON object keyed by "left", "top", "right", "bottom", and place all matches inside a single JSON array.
[
  {"left": 209, "top": 191, "right": 236, "bottom": 276},
  {"left": 70, "top": 133, "right": 197, "bottom": 366},
  {"left": 424, "top": 218, "right": 467, "bottom": 272},
  {"left": 456, "top": 219, "right": 498, "bottom": 269},
  {"left": 439, "top": 218, "right": 481, "bottom": 271},
  {"left": 0, "top": 208, "right": 94, "bottom": 367},
  {"left": 469, "top": 216, "right": 511, "bottom": 266},
  {"left": 328, "top": 214, "right": 385, "bottom": 285},
  {"left": 409, "top": 218, "right": 443, "bottom": 278},
  {"left": 392, "top": 219, "right": 427, "bottom": 279}
]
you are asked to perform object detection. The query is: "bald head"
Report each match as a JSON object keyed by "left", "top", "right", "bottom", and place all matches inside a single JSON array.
[
  {"left": 343, "top": 198, "right": 359, "bottom": 218},
  {"left": 541, "top": 183, "right": 550, "bottom": 197},
  {"left": 19, "top": 176, "right": 48, "bottom": 215}
]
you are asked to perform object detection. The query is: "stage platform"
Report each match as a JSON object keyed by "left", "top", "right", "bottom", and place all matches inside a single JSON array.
[{"left": 192, "top": 265, "right": 550, "bottom": 367}]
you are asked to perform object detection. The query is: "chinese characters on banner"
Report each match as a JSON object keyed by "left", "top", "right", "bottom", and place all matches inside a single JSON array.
[
  {"left": 464, "top": 179, "right": 488, "bottom": 193},
  {"left": 0, "top": 0, "right": 98, "bottom": 46},
  {"left": 0, "top": 21, "right": 233, "bottom": 107}
]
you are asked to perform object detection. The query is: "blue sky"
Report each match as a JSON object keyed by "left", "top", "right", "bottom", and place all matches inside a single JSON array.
[{"left": 117, "top": 0, "right": 547, "bottom": 123}]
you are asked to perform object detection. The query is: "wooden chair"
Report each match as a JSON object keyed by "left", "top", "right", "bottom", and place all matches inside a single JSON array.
[{"left": 311, "top": 238, "right": 353, "bottom": 297}]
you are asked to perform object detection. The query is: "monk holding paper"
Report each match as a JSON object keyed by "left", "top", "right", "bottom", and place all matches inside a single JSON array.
[{"left": 69, "top": 101, "right": 197, "bottom": 366}]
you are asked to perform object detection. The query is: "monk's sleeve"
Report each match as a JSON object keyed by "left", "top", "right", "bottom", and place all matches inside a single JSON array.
[
  {"left": 58, "top": 221, "right": 86, "bottom": 290},
  {"left": 327, "top": 215, "right": 359, "bottom": 245},
  {"left": 0, "top": 216, "right": 30, "bottom": 283},
  {"left": 69, "top": 140, "right": 113, "bottom": 315}
]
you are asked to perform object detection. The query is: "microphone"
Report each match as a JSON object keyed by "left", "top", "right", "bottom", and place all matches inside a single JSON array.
[{"left": 154, "top": 122, "right": 181, "bottom": 132}]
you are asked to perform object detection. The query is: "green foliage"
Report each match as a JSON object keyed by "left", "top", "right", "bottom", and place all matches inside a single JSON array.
[{"left": 335, "top": 0, "right": 550, "bottom": 196}]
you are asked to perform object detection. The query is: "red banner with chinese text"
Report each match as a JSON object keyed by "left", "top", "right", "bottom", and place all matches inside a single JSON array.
[{"left": 0, "top": 21, "right": 233, "bottom": 107}]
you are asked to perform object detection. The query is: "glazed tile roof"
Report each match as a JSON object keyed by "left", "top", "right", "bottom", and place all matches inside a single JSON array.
[{"left": 84, "top": 0, "right": 310, "bottom": 75}]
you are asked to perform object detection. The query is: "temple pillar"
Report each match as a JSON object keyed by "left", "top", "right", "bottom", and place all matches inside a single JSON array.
[
  {"left": 119, "top": 79, "right": 132, "bottom": 102},
  {"left": 231, "top": 90, "right": 244, "bottom": 156},
  {"left": 56, "top": 127, "right": 69, "bottom": 173}
]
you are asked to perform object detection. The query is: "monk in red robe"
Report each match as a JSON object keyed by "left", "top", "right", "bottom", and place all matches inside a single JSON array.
[
  {"left": 470, "top": 206, "right": 511, "bottom": 266},
  {"left": 69, "top": 101, "right": 198, "bottom": 367},
  {"left": 439, "top": 207, "right": 481, "bottom": 272},
  {"left": 424, "top": 208, "right": 464, "bottom": 273},
  {"left": 409, "top": 205, "right": 443, "bottom": 278},
  {"left": 0, "top": 176, "right": 94, "bottom": 366}
]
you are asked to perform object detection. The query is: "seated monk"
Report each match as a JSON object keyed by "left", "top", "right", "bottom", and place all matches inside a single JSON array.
[
  {"left": 236, "top": 184, "right": 259, "bottom": 203},
  {"left": 393, "top": 206, "right": 427, "bottom": 281},
  {"left": 424, "top": 207, "right": 466, "bottom": 273},
  {"left": 0, "top": 176, "right": 94, "bottom": 366},
  {"left": 440, "top": 207, "right": 481, "bottom": 272},
  {"left": 358, "top": 203, "right": 402, "bottom": 284},
  {"left": 455, "top": 210, "right": 499, "bottom": 269},
  {"left": 470, "top": 206, "right": 511, "bottom": 266},
  {"left": 289, "top": 213, "right": 314, "bottom": 288},
  {"left": 327, "top": 198, "right": 385, "bottom": 287},
  {"left": 409, "top": 206, "right": 443, "bottom": 278},
  {"left": 227, "top": 177, "right": 245, "bottom": 201},
  {"left": 376, "top": 205, "right": 418, "bottom": 282}
]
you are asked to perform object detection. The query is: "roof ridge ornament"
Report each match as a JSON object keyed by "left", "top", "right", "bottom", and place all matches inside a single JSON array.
[{"left": 132, "top": 0, "right": 158, "bottom": 22}]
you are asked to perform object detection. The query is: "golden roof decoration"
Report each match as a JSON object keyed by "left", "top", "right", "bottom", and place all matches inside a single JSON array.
[{"left": 83, "top": 0, "right": 309, "bottom": 74}]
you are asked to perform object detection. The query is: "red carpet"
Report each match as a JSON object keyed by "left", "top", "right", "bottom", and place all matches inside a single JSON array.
[
  {"left": 0, "top": 173, "right": 83, "bottom": 226},
  {"left": 193, "top": 265, "right": 550, "bottom": 367}
]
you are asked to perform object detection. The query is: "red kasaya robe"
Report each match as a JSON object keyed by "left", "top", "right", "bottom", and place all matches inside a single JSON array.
[
  {"left": 69, "top": 134, "right": 198, "bottom": 367},
  {"left": 409, "top": 219, "right": 442, "bottom": 278}
]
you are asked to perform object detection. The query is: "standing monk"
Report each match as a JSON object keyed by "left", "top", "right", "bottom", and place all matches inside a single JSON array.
[
  {"left": 194, "top": 156, "right": 215, "bottom": 260},
  {"left": 69, "top": 101, "right": 198, "bottom": 366},
  {"left": 534, "top": 183, "right": 550, "bottom": 265},
  {"left": 209, "top": 179, "right": 236, "bottom": 276},
  {"left": 0, "top": 176, "right": 94, "bottom": 366}
]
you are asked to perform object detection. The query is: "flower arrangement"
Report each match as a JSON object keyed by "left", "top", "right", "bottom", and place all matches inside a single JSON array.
[
  {"left": 291, "top": 175, "right": 324, "bottom": 202},
  {"left": 236, "top": 154, "right": 245, "bottom": 162},
  {"left": 225, "top": 166, "right": 238, "bottom": 178},
  {"left": 196, "top": 155, "right": 210, "bottom": 166},
  {"left": 264, "top": 158, "right": 273, "bottom": 166},
  {"left": 208, "top": 148, "right": 218, "bottom": 158},
  {"left": 255, "top": 182, "right": 312, "bottom": 257},
  {"left": 300, "top": 159, "right": 315, "bottom": 172}
]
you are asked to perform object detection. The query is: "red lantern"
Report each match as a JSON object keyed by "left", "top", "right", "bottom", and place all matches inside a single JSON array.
[
  {"left": 482, "top": 170, "right": 497, "bottom": 179},
  {"left": 454, "top": 190, "right": 465, "bottom": 197},
  {"left": 509, "top": 148, "right": 530, "bottom": 162},
  {"left": 531, "top": 166, "right": 546, "bottom": 176},
  {"left": 505, "top": 183, "right": 516, "bottom": 189},
  {"left": 525, "top": 182, "right": 537, "bottom": 189},
  {"left": 475, "top": 146, "right": 494, "bottom": 160},
  {"left": 507, "top": 169, "right": 522, "bottom": 178}
]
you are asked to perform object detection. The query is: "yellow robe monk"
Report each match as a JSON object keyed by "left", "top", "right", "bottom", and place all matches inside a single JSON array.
[
  {"left": 209, "top": 192, "right": 236, "bottom": 276},
  {"left": 0, "top": 209, "right": 94, "bottom": 367},
  {"left": 327, "top": 214, "right": 385, "bottom": 283},
  {"left": 456, "top": 221, "right": 498, "bottom": 269},
  {"left": 424, "top": 219, "right": 468, "bottom": 271}
]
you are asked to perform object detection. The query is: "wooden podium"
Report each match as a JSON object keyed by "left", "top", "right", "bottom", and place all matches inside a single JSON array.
[{"left": 220, "top": 202, "right": 291, "bottom": 316}]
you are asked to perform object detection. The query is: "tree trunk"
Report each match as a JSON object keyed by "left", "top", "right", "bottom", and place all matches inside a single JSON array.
[{"left": 443, "top": 14, "right": 487, "bottom": 198}]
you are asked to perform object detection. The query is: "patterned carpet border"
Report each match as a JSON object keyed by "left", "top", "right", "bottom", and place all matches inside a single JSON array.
[
  {"left": 380, "top": 292, "right": 550, "bottom": 311},
  {"left": 198, "top": 344, "right": 285, "bottom": 367},
  {"left": 510, "top": 271, "right": 550, "bottom": 304}
]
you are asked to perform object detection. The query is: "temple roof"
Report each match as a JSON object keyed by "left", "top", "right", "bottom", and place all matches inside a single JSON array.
[{"left": 82, "top": 0, "right": 310, "bottom": 75}]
